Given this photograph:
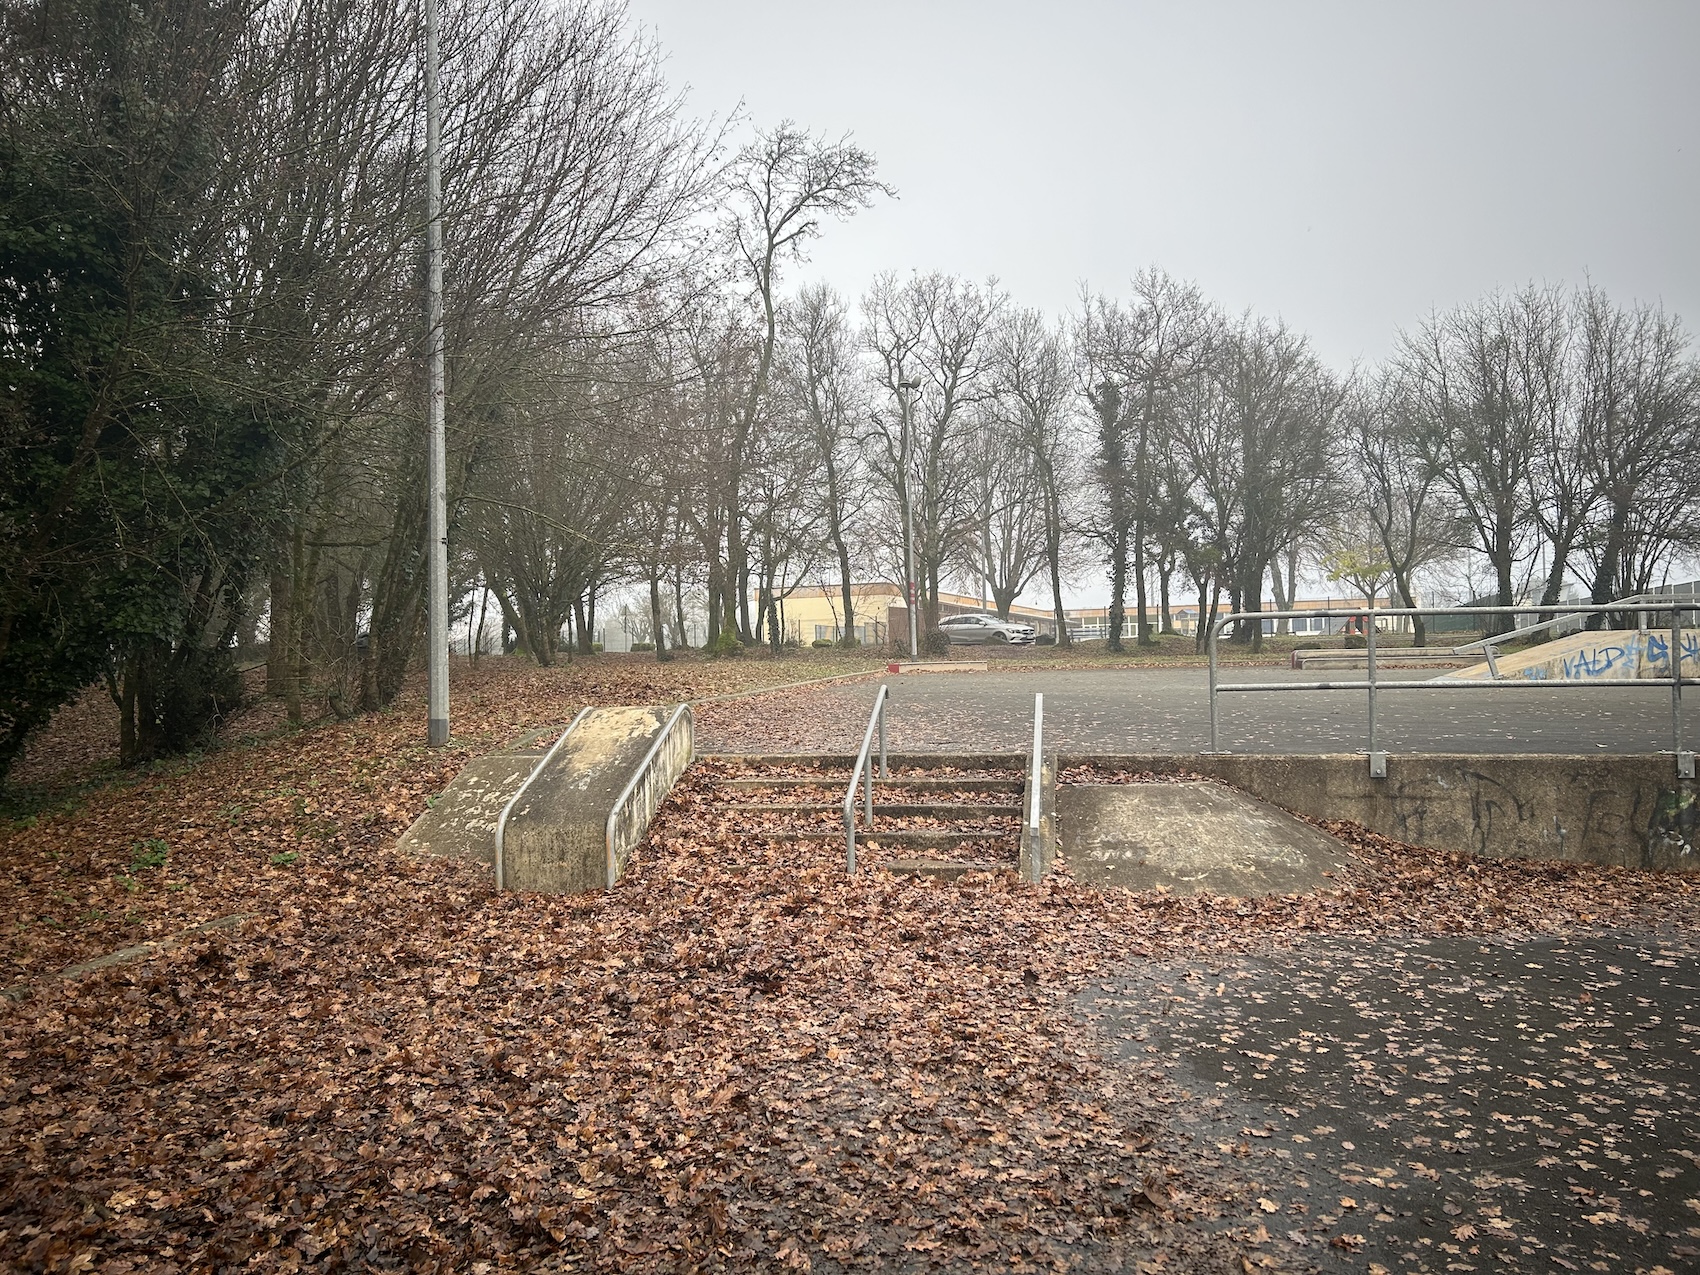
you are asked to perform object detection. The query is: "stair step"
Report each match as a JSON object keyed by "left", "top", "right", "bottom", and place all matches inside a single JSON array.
[
  {"left": 727, "top": 801, "right": 1023, "bottom": 817},
  {"left": 886, "top": 859, "right": 1011, "bottom": 880},
  {"left": 716, "top": 775, "right": 1023, "bottom": 793},
  {"left": 764, "top": 828, "right": 1017, "bottom": 851}
]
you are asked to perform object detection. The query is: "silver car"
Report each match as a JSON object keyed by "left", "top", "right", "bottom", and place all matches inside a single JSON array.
[{"left": 938, "top": 613, "right": 1037, "bottom": 645}]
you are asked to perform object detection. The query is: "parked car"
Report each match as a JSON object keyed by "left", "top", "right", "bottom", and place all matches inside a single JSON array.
[{"left": 937, "top": 613, "right": 1037, "bottom": 645}]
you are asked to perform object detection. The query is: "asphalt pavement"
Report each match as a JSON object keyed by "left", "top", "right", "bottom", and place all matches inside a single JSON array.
[
  {"left": 1081, "top": 931, "right": 1700, "bottom": 1271},
  {"left": 863, "top": 668, "right": 1683, "bottom": 755}
]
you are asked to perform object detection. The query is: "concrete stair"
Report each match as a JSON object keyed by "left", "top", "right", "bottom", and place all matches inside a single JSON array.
[{"left": 694, "top": 755, "right": 1029, "bottom": 877}]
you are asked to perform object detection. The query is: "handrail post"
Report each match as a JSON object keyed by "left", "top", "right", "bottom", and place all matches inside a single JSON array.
[
  {"left": 1366, "top": 594, "right": 1377, "bottom": 751},
  {"left": 864, "top": 724, "right": 875, "bottom": 825},
  {"left": 843, "top": 780, "right": 857, "bottom": 876},
  {"left": 1675, "top": 612, "right": 1694, "bottom": 779},
  {"left": 1024, "top": 693, "right": 1044, "bottom": 882},
  {"left": 878, "top": 694, "right": 888, "bottom": 780},
  {"left": 1207, "top": 617, "right": 1221, "bottom": 752}
]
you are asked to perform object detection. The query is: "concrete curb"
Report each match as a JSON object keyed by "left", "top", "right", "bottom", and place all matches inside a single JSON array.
[
  {"left": 3, "top": 911, "right": 260, "bottom": 1004},
  {"left": 688, "top": 667, "right": 888, "bottom": 707}
]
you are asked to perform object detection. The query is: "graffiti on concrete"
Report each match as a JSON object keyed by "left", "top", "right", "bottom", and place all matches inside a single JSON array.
[
  {"left": 1382, "top": 765, "right": 1696, "bottom": 870},
  {"left": 1649, "top": 787, "right": 1698, "bottom": 866},
  {"left": 1558, "top": 643, "right": 1629, "bottom": 678},
  {"left": 1645, "top": 631, "right": 1700, "bottom": 676},
  {"left": 1508, "top": 630, "right": 1700, "bottom": 682}
]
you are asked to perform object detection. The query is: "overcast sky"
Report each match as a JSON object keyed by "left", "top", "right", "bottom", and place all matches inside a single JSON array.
[{"left": 626, "top": 0, "right": 1699, "bottom": 373}]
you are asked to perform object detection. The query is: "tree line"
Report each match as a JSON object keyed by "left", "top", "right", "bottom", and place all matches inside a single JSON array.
[{"left": 4, "top": 0, "right": 1698, "bottom": 781}]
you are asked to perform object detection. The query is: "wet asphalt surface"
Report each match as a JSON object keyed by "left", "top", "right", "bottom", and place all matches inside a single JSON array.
[
  {"left": 865, "top": 669, "right": 1682, "bottom": 755},
  {"left": 1081, "top": 932, "right": 1700, "bottom": 1273}
]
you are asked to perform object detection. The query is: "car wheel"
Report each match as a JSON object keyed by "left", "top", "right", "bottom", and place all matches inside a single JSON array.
[{"left": 992, "top": 631, "right": 1009, "bottom": 642}]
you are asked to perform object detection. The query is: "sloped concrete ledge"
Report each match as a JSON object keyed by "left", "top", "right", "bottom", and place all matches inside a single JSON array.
[
  {"left": 1061, "top": 753, "right": 1698, "bottom": 873},
  {"left": 503, "top": 706, "right": 692, "bottom": 894}
]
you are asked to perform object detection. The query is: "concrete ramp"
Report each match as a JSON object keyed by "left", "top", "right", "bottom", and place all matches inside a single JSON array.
[
  {"left": 398, "top": 706, "right": 692, "bottom": 893},
  {"left": 1060, "top": 782, "right": 1351, "bottom": 896},
  {"left": 1454, "top": 628, "right": 1699, "bottom": 682}
]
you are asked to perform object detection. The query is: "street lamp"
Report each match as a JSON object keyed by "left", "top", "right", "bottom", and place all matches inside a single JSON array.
[
  {"left": 424, "top": 0, "right": 449, "bottom": 746},
  {"left": 896, "top": 378, "right": 922, "bottom": 658}
]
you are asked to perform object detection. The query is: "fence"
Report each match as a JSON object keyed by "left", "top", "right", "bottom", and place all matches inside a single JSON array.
[{"left": 1207, "top": 601, "right": 1699, "bottom": 779}]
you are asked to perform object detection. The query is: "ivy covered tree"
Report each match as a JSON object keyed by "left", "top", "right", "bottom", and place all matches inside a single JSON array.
[{"left": 0, "top": 0, "right": 276, "bottom": 771}]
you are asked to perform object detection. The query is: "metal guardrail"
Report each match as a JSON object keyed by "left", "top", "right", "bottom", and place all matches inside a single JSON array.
[
  {"left": 1206, "top": 601, "right": 1699, "bottom": 779},
  {"left": 843, "top": 683, "right": 890, "bottom": 874},
  {"left": 605, "top": 703, "right": 692, "bottom": 889},
  {"left": 493, "top": 705, "right": 593, "bottom": 891}
]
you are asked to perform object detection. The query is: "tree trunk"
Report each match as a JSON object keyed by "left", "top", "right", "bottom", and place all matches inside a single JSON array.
[
  {"left": 1049, "top": 553, "right": 1069, "bottom": 649},
  {"left": 704, "top": 556, "right": 723, "bottom": 646},
  {"left": 1133, "top": 397, "right": 1153, "bottom": 645},
  {"left": 649, "top": 570, "right": 670, "bottom": 661},
  {"left": 471, "top": 587, "right": 488, "bottom": 667},
  {"left": 673, "top": 560, "right": 689, "bottom": 648},
  {"left": 1391, "top": 569, "right": 1425, "bottom": 647},
  {"left": 1106, "top": 523, "right": 1128, "bottom": 654},
  {"left": 266, "top": 563, "right": 291, "bottom": 697}
]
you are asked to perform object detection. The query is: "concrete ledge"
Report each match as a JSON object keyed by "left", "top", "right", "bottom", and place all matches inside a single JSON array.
[
  {"left": 886, "top": 661, "right": 988, "bottom": 674},
  {"left": 504, "top": 706, "right": 692, "bottom": 893},
  {"left": 1060, "top": 753, "right": 1698, "bottom": 872},
  {"left": 1291, "top": 648, "right": 1473, "bottom": 670}
]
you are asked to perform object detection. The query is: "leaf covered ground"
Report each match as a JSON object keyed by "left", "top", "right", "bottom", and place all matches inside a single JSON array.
[{"left": 3, "top": 657, "right": 1697, "bottom": 1272}]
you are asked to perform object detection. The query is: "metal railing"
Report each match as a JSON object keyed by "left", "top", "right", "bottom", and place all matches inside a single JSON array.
[
  {"left": 494, "top": 706, "right": 593, "bottom": 891},
  {"left": 605, "top": 703, "right": 692, "bottom": 889},
  {"left": 1206, "top": 601, "right": 1699, "bottom": 779},
  {"left": 843, "top": 683, "right": 890, "bottom": 874},
  {"left": 1023, "top": 693, "right": 1044, "bottom": 883}
]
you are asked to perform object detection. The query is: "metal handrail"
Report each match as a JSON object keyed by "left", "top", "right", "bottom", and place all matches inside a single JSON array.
[
  {"left": 843, "top": 683, "right": 890, "bottom": 874},
  {"left": 493, "top": 706, "right": 593, "bottom": 891},
  {"left": 1205, "top": 602, "right": 1697, "bottom": 778},
  {"left": 1451, "top": 593, "right": 1694, "bottom": 654},
  {"left": 604, "top": 703, "right": 692, "bottom": 889}
]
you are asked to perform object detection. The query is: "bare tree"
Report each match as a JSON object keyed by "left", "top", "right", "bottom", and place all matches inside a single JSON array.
[
  {"left": 1574, "top": 287, "right": 1700, "bottom": 613},
  {"left": 1399, "top": 290, "right": 1550, "bottom": 633},
  {"left": 1346, "top": 372, "right": 1462, "bottom": 645},
  {"left": 779, "top": 283, "right": 868, "bottom": 641},
  {"left": 719, "top": 123, "right": 889, "bottom": 640},
  {"left": 1182, "top": 316, "right": 1341, "bottom": 650},
  {"left": 864, "top": 272, "right": 1005, "bottom": 636},
  {"left": 992, "top": 308, "right": 1079, "bottom": 643},
  {"left": 1077, "top": 271, "right": 1214, "bottom": 646},
  {"left": 961, "top": 406, "right": 1045, "bottom": 619}
]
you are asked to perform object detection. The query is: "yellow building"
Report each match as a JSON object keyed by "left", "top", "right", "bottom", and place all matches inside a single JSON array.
[{"left": 757, "top": 582, "right": 1061, "bottom": 645}]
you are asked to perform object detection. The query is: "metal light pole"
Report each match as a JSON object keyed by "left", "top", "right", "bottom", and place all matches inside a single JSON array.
[
  {"left": 424, "top": 0, "right": 449, "bottom": 746},
  {"left": 897, "top": 378, "right": 922, "bottom": 658}
]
